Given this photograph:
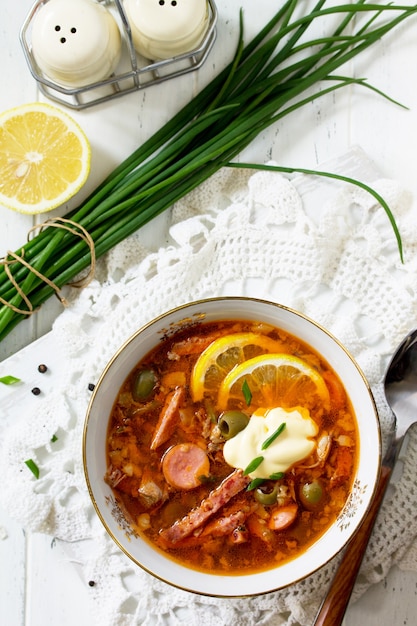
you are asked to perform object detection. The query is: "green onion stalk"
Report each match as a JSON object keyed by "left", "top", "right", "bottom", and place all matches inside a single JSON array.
[{"left": 1, "top": 1, "right": 416, "bottom": 341}]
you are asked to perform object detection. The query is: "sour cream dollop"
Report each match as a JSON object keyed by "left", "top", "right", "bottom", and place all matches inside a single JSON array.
[{"left": 223, "top": 406, "right": 319, "bottom": 478}]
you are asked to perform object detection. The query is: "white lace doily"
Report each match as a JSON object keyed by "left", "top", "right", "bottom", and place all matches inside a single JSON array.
[{"left": 1, "top": 146, "right": 417, "bottom": 626}]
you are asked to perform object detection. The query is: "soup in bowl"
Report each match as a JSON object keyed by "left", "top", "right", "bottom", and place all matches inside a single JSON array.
[{"left": 83, "top": 297, "right": 380, "bottom": 596}]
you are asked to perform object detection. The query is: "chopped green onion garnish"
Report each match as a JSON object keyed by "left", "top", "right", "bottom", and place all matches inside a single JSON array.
[
  {"left": 198, "top": 474, "right": 216, "bottom": 484},
  {"left": 204, "top": 399, "right": 218, "bottom": 424},
  {"left": 261, "top": 422, "right": 286, "bottom": 450},
  {"left": 269, "top": 472, "right": 285, "bottom": 480},
  {"left": 25, "top": 459, "right": 40, "bottom": 479},
  {"left": 0, "top": 375, "right": 20, "bottom": 385},
  {"left": 242, "top": 380, "right": 252, "bottom": 406},
  {"left": 247, "top": 472, "right": 285, "bottom": 490},
  {"left": 51, "top": 434, "right": 58, "bottom": 443},
  {"left": 247, "top": 478, "right": 265, "bottom": 491},
  {"left": 243, "top": 455, "right": 264, "bottom": 475}
]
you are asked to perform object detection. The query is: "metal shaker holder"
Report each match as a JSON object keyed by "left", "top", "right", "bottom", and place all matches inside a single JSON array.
[{"left": 20, "top": 0, "right": 218, "bottom": 110}]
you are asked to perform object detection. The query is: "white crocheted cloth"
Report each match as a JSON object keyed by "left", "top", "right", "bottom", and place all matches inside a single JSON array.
[{"left": 1, "top": 146, "right": 417, "bottom": 626}]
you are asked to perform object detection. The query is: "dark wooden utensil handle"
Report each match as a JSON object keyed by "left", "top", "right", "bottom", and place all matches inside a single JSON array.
[{"left": 314, "top": 465, "right": 392, "bottom": 626}]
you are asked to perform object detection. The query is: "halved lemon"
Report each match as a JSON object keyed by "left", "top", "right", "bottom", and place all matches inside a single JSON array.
[
  {"left": 0, "top": 102, "right": 91, "bottom": 214},
  {"left": 217, "top": 353, "right": 330, "bottom": 412},
  {"left": 191, "top": 332, "right": 284, "bottom": 401}
]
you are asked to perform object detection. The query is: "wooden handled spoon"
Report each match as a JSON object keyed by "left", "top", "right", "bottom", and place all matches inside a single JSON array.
[{"left": 314, "top": 328, "right": 417, "bottom": 626}]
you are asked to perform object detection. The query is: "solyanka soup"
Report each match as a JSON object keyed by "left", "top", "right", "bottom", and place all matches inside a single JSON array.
[{"left": 105, "top": 318, "right": 358, "bottom": 575}]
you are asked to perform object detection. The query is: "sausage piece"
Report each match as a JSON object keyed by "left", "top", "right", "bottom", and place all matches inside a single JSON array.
[
  {"left": 150, "top": 386, "right": 185, "bottom": 450},
  {"left": 160, "top": 469, "right": 251, "bottom": 544},
  {"left": 268, "top": 502, "right": 298, "bottom": 531},
  {"left": 162, "top": 443, "right": 210, "bottom": 490}
]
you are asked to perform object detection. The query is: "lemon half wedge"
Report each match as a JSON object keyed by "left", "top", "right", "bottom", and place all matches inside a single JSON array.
[
  {"left": 191, "top": 332, "right": 285, "bottom": 401},
  {"left": 217, "top": 353, "right": 330, "bottom": 412},
  {"left": 0, "top": 102, "right": 91, "bottom": 214}
]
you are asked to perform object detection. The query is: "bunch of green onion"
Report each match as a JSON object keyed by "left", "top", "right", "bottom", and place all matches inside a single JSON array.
[{"left": 1, "top": 0, "right": 416, "bottom": 342}]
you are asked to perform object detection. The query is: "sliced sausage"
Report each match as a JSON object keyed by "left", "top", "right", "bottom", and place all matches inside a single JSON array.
[
  {"left": 268, "top": 502, "right": 298, "bottom": 531},
  {"left": 160, "top": 469, "right": 251, "bottom": 544},
  {"left": 201, "top": 509, "right": 247, "bottom": 537},
  {"left": 169, "top": 334, "right": 222, "bottom": 357},
  {"left": 150, "top": 386, "right": 185, "bottom": 450},
  {"left": 162, "top": 443, "right": 210, "bottom": 490},
  {"left": 200, "top": 499, "right": 258, "bottom": 537}
]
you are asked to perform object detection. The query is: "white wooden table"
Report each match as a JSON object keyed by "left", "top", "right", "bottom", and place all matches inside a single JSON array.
[{"left": 1, "top": 1, "right": 417, "bottom": 624}]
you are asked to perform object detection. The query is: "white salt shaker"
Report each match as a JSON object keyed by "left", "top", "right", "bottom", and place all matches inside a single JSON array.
[
  {"left": 123, "top": 0, "right": 209, "bottom": 61},
  {"left": 31, "top": 0, "right": 122, "bottom": 88}
]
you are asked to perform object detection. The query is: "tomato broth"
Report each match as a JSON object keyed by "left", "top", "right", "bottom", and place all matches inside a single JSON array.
[{"left": 105, "top": 319, "right": 358, "bottom": 575}]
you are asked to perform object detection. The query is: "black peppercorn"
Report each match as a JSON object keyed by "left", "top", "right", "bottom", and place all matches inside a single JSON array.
[
  {"left": 88, "top": 580, "right": 95, "bottom": 587},
  {"left": 88, "top": 383, "right": 95, "bottom": 391},
  {"left": 31, "top": 387, "right": 41, "bottom": 396},
  {"left": 38, "top": 364, "right": 48, "bottom": 373}
]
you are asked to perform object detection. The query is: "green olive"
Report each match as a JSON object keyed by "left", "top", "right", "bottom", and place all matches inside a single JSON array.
[
  {"left": 132, "top": 368, "right": 157, "bottom": 401},
  {"left": 218, "top": 410, "right": 249, "bottom": 439},
  {"left": 254, "top": 482, "right": 279, "bottom": 506},
  {"left": 299, "top": 479, "right": 324, "bottom": 510}
]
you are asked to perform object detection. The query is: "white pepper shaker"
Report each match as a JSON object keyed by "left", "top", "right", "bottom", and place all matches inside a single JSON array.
[
  {"left": 31, "top": 0, "right": 122, "bottom": 88},
  {"left": 123, "top": 0, "right": 209, "bottom": 61}
]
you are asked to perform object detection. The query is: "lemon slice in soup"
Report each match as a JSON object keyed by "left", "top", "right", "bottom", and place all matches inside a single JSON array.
[
  {"left": 191, "top": 332, "right": 284, "bottom": 401},
  {"left": 217, "top": 353, "right": 330, "bottom": 411}
]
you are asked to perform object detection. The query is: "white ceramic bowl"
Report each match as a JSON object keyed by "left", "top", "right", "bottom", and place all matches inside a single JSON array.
[{"left": 83, "top": 297, "right": 381, "bottom": 597}]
